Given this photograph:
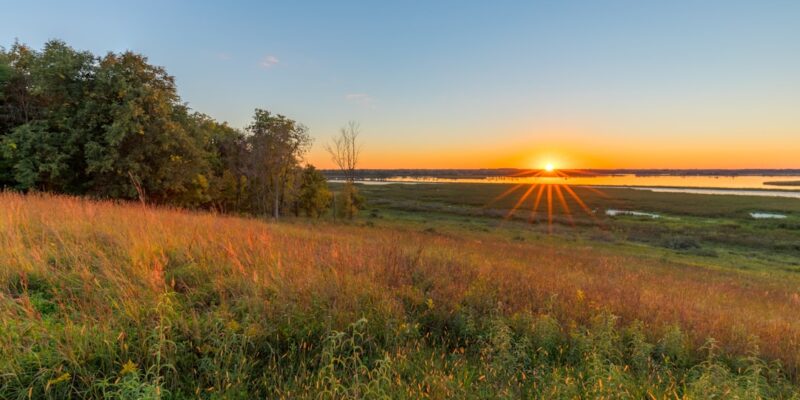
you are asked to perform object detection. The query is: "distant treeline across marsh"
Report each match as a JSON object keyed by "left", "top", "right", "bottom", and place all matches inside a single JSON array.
[{"left": 324, "top": 168, "right": 800, "bottom": 180}]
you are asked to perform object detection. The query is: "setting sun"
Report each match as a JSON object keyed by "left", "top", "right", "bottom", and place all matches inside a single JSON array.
[{"left": 545, "top": 163, "right": 555, "bottom": 172}]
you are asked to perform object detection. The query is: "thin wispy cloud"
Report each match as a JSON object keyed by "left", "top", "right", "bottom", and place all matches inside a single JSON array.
[
  {"left": 215, "top": 52, "right": 232, "bottom": 61},
  {"left": 259, "top": 55, "right": 280, "bottom": 69},
  {"left": 344, "top": 93, "right": 376, "bottom": 109}
]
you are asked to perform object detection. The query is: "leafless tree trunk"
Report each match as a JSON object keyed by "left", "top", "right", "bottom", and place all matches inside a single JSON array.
[
  {"left": 325, "top": 122, "right": 363, "bottom": 219},
  {"left": 325, "top": 121, "right": 361, "bottom": 183}
]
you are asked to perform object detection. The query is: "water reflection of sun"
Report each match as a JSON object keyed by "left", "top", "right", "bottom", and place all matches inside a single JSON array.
[{"left": 489, "top": 167, "right": 605, "bottom": 234}]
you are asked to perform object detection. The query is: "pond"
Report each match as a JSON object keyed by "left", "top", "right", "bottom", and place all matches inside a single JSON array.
[
  {"left": 605, "top": 209, "right": 660, "bottom": 219},
  {"left": 750, "top": 212, "right": 788, "bottom": 219}
]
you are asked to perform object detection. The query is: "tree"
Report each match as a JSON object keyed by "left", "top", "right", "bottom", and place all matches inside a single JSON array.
[
  {"left": 326, "top": 121, "right": 364, "bottom": 219},
  {"left": 335, "top": 181, "right": 365, "bottom": 219},
  {"left": 295, "top": 165, "right": 332, "bottom": 217},
  {"left": 245, "top": 109, "right": 312, "bottom": 219},
  {"left": 189, "top": 112, "right": 250, "bottom": 212},
  {"left": 0, "top": 40, "right": 96, "bottom": 192},
  {"left": 82, "top": 51, "right": 210, "bottom": 204},
  {"left": 2, "top": 121, "right": 71, "bottom": 190},
  {"left": 325, "top": 121, "right": 361, "bottom": 182},
  {"left": 0, "top": 42, "right": 38, "bottom": 129},
  {"left": 0, "top": 41, "right": 213, "bottom": 204},
  {"left": 0, "top": 39, "right": 333, "bottom": 218},
  {"left": 1, "top": 49, "right": 22, "bottom": 187},
  {"left": 0, "top": 55, "right": 12, "bottom": 113}
]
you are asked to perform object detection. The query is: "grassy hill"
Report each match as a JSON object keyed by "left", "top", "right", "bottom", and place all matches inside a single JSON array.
[{"left": 1, "top": 192, "right": 799, "bottom": 398}]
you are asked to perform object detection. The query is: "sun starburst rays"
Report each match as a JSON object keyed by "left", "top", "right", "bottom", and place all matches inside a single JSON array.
[
  {"left": 491, "top": 167, "right": 607, "bottom": 234},
  {"left": 553, "top": 184, "right": 574, "bottom": 226},
  {"left": 504, "top": 183, "right": 539, "bottom": 219},
  {"left": 546, "top": 185, "right": 554, "bottom": 234},
  {"left": 529, "top": 184, "right": 547, "bottom": 223}
]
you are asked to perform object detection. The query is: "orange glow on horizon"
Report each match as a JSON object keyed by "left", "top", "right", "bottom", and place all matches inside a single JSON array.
[
  {"left": 307, "top": 137, "right": 800, "bottom": 170},
  {"left": 307, "top": 125, "right": 800, "bottom": 169}
]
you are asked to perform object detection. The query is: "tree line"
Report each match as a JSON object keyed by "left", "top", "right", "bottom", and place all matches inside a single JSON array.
[{"left": 0, "top": 40, "right": 360, "bottom": 218}]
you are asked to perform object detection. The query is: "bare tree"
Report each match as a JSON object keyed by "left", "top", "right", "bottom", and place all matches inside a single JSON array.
[
  {"left": 325, "top": 121, "right": 363, "bottom": 219},
  {"left": 325, "top": 121, "right": 361, "bottom": 183}
]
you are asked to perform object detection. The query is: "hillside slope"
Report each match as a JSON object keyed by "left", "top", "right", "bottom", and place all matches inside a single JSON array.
[{"left": 1, "top": 193, "right": 798, "bottom": 398}]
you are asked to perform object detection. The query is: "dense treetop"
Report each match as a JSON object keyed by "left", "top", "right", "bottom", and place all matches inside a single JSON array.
[{"left": 0, "top": 40, "right": 329, "bottom": 217}]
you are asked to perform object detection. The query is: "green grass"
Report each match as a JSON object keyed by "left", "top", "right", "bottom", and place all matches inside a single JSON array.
[
  {"left": 352, "top": 182, "right": 800, "bottom": 275},
  {"left": 2, "top": 192, "right": 800, "bottom": 398}
]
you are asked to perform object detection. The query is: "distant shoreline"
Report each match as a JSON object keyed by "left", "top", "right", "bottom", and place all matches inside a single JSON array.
[
  {"left": 323, "top": 168, "right": 800, "bottom": 180},
  {"left": 337, "top": 180, "right": 800, "bottom": 193},
  {"left": 764, "top": 180, "right": 800, "bottom": 187},
  {"left": 330, "top": 176, "right": 800, "bottom": 199}
]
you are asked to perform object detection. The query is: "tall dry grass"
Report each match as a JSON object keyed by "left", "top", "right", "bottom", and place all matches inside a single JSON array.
[{"left": 1, "top": 192, "right": 799, "bottom": 398}]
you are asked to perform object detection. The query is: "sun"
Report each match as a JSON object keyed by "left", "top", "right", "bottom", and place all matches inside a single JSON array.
[{"left": 545, "top": 163, "right": 555, "bottom": 172}]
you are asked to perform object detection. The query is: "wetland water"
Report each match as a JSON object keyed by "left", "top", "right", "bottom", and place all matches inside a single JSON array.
[{"left": 348, "top": 175, "right": 800, "bottom": 199}]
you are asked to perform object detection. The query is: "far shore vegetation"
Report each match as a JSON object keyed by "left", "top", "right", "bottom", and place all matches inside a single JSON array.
[{"left": 765, "top": 180, "right": 800, "bottom": 187}]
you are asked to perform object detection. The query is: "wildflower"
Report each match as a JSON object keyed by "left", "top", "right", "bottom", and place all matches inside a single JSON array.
[
  {"left": 120, "top": 360, "right": 138, "bottom": 376},
  {"left": 227, "top": 320, "right": 241, "bottom": 332}
]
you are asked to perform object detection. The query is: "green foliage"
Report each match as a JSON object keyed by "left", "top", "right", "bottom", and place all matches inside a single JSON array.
[
  {"left": 0, "top": 41, "right": 95, "bottom": 193},
  {"left": 82, "top": 52, "right": 209, "bottom": 203},
  {"left": 313, "top": 319, "right": 394, "bottom": 399},
  {"left": 96, "top": 371, "right": 163, "bottom": 400},
  {"left": 3, "top": 121, "right": 72, "bottom": 190},
  {"left": 0, "top": 60, "right": 10, "bottom": 92},
  {"left": 295, "top": 165, "right": 332, "bottom": 217},
  {"left": 244, "top": 109, "right": 312, "bottom": 218},
  {"left": 336, "top": 182, "right": 365, "bottom": 219},
  {"left": 0, "top": 40, "right": 333, "bottom": 217}
]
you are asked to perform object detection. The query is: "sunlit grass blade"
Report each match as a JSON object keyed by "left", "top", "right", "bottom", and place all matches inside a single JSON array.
[{"left": 505, "top": 184, "right": 539, "bottom": 220}]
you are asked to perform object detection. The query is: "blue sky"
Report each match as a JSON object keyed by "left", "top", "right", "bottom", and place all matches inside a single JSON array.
[{"left": 3, "top": 1, "right": 800, "bottom": 168}]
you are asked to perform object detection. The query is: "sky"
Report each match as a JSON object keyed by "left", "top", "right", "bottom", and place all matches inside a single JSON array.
[{"left": 3, "top": 0, "right": 800, "bottom": 169}]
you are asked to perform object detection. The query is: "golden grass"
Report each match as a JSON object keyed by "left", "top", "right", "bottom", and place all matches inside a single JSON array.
[{"left": 2, "top": 192, "right": 800, "bottom": 396}]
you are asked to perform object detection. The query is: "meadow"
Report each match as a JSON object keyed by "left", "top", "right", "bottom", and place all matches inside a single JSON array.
[
  {"left": 358, "top": 183, "right": 800, "bottom": 272},
  {"left": 2, "top": 189, "right": 800, "bottom": 399}
]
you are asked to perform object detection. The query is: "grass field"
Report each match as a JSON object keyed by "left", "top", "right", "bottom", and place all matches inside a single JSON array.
[
  {"left": 356, "top": 183, "right": 800, "bottom": 273},
  {"left": 2, "top": 189, "right": 800, "bottom": 398}
]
